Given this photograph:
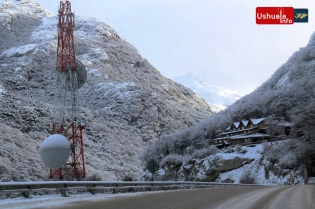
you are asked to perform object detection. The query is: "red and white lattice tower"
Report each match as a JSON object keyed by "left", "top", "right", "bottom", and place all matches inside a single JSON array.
[{"left": 50, "top": 0, "right": 86, "bottom": 180}]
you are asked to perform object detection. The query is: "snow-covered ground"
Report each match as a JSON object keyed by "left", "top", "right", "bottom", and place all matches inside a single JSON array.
[
  {"left": 148, "top": 143, "right": 305, "bottom": 185},
  {"left": 216, "top": 144, "right": 304, "bottom": 185},
  {"left": 0, "top": 191, "right": 163, "bottom": 209},
  {"left": 0, "top": 84, "right": 6, "bottom": 96},
  {"left": 96, "top": 82, "right": 137, "bottom": 102},
  {"left": 1, "top": 44, "right": 38, "bottom": 57},
  {"left": 30, "top": 16, "right": 57, "bottom": 42},
  {"left": 217, "top": 144, "right": 263, "bottom": 160},
  {"left": 275, "top": 71, "right": 290, "bottom": 88},
  {"left": 0, "top": 0, "right": 52, "bottom": 17},
  {"left": 0, "top": 84, "right": 6, "bottom": 100}
]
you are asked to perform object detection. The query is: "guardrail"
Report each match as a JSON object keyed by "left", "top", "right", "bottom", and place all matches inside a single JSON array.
[{"left": 0, "top": 181, "right": 266, "bottom": 198}]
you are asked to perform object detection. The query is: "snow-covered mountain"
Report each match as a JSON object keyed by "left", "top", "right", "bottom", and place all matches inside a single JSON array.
[
  {"left": 0, "top": 0, "right": 52, "bottom": 17},
  {"left": 0, "top": 0, "right": 212, "bottom": 181},
  {"left": 173, "top": 72, "right": 243, "bottom": 112},
  {"left": 144, "top": 28, "right": 315, "bottom": 185}
]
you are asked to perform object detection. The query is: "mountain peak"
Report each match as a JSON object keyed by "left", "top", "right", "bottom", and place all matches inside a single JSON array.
[
  {"left": 0, "top": 0, "right": 53, "bottom": 18},
  {"left": 173, "top": 72, "right": 243, "bottom": 112},
  {"left": 177, "top": 72, "right": 206, "bottom": 86}
]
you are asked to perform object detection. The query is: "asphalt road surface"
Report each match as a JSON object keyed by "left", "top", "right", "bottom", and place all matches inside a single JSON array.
[
  {"left": 49, "top": 185, "right": 314, "bottom": 209},
  {"left": 2, "top": 185, "right": 314, "bottom": 209}
]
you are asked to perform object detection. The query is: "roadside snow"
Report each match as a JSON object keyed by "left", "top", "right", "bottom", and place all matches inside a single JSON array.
[
  {"left": 0, "top": 193, "right": 109, "bottom": 209},
  {"left": 218, "top": 145, "right": 263, "bottom": 160},
  {"left": 0, "top": 191, "right": 166, "bottom": 209},
  {"left": 216, "top": 145, "right": 266, "bottom": 184},
  {"left": 216, "top": 144, "right": 304, "bottom": 185}
]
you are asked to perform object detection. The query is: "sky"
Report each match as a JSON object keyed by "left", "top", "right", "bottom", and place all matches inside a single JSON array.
[{"left": 35, "top": 0, "right": 315, "bottom": 95}]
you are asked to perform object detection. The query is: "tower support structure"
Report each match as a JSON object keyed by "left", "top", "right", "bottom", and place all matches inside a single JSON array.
[
  {"left": 50, "top": 123, "right": 85, "bottom": 179},
  {"left": 50, "top": 0, "right": 86, "bottom": 180}
]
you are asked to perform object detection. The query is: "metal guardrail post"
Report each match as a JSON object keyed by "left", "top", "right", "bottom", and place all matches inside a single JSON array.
[
  {"left": 88, "top": 188, "right": 95, "bottom": 195},
  {"left": 60, "top": 189, "right": 68, "bottom": 197},
  {"left": 22, "top": 191, "right": 30, "bottom": 198}
]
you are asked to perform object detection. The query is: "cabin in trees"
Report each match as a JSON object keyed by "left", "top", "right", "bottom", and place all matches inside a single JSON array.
[{"left": 214, "top": 118, "right": 271, "bottom": 147}]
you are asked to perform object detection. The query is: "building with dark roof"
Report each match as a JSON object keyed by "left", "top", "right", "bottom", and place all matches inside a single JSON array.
[{"left": 214, "top": 118, "right": 271, "bottom": 147}]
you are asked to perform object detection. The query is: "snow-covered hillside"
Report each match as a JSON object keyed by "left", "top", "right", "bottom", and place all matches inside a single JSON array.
[
  {"left": 143, "top": 142, "right": 305, "bottom": 185},
  {"left": 215, "top": 144, "right": 303, "bottom": 185},
  {"left": 143, "top": 25, "right": 315, "bottom": 185},
  {"left": 0, "top": 0, "right": 52, "bottom": 16},
  {"left": 173, "top": 72, "right": 243, "bottom": 112},
  {"left": 0, "top": 0, "right": 52, "bottom": 31},
  {"left": 0, "top": 0, "right": 212, "bottom": 181}
]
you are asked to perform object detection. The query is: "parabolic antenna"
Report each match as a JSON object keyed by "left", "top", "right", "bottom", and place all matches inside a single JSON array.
[
  {"left": 40, "top": 134, "right": 71, "bottom": 169},
  {"left": 75, "top": 60, "right": 87, "bottom": 89},
  {"left": 57, "top": 60, "right": 87, "bottom": 90}
]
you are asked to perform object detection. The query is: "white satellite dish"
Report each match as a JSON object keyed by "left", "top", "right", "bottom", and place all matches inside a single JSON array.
[{"left": 40, "top": 134, "right": 71, "bottom": 169}]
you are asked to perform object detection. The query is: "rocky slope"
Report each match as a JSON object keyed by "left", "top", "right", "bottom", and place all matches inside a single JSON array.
[
  {"left": 0, "top": 0, "right": 212, "bottom": 181},
  {"left": 143, "top": 143, "right": 305, "bottom": 185}
]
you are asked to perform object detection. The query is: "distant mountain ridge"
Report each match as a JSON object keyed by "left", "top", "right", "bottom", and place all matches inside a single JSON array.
[{"left": 173, "top": 72, "right": 243, "bottom": 112}]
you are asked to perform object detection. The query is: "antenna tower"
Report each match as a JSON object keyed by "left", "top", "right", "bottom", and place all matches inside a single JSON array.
[{"left": 50, "top": 0, "right": 86, "bottom": 180}]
